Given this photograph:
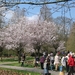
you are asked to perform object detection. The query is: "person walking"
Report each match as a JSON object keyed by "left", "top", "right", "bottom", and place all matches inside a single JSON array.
[
  {"left": 61, "top": 54, "right": 66, "bottom": 71},
  {"left": 44, "top": 59, "right": 49, "bottom": 75},
  {"left": 21, "top": 53, "right": 26, "bottom": 66},
  {"left": 34, "top": 56, "right": 39, "bottom": 67},
  {"left": 44, "top": 58, "right": 51, "bottom": 75},
  {"left": 46, "top": 54, "right": 50, "bottom": 70},
  {"left": 50, "top": 53, "right": 54, "bottom": 70},
  {"left": 67, "top": 53, "right": 75, "bottom": 75},
  {"left": 40, "top": 55, "right": 45, "bottom": 69},
  {"left": 54, "top": 53, "right": 60, "bottom": 71},
  {"left": 65, "top": 53, "right": 70, "bottom": 72}
]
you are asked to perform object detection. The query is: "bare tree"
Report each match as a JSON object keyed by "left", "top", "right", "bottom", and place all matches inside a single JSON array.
[
  {"left": 54, "top": 16, "right": 73, "bottom": 40},
  {"left": 0, "top": 7, "right": 6, "bottom": 28},
  {"left": 40, "top": 5, "right": 53, "bottom": 22},
  {"left": 8, "top": 6, "right": 26, "bottom": 24}
]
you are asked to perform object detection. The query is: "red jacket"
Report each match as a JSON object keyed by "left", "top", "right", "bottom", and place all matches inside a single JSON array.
[{"left": 68, "top": 56, "right": 75, "bottom": 66}]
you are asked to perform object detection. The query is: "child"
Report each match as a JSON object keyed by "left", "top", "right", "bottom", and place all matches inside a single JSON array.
[{"left": 44, "top": 59, "right": 49, "bottom": 75}]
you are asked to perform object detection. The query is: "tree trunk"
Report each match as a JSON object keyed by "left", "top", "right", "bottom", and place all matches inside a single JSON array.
[
  {"left": 38, "top": 49, "right": 40, "bottom": 58},
  {"left": 18, "top": 54, "right": 21, "bottom": 63},
  {"left": 0, "top": 56, "right": 2, "bottom": 61}
]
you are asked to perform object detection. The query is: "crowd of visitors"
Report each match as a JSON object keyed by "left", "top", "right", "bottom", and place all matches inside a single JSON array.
[
  {"left": 39, "top": 51, "right": 75, "bottom": 75},
  {"left": 20, "top": 51, "right": 75, "bottom": 75}
]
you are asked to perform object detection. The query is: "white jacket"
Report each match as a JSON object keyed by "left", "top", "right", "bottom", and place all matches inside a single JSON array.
[
  {"left": 44, "top": 62, "right": 47, "bottom": 69},
  {"left": 61, "top": 56, "right": 66, "bottom": 66},
  {"left": 54, "top": 55, "right": 60, "bottom": 65}
]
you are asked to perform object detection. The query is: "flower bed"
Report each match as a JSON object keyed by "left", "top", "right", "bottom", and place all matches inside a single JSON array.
[
  {"left": 0, "top": 68, "right": 41, "bottom": 75},
  {"left": 0, "top": 70, "right": 24, "bottom": 75}
]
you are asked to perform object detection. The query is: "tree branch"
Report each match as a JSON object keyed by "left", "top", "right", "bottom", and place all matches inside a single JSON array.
[{"left": 1, "top": 0, "right": 71, "bottom": 7}]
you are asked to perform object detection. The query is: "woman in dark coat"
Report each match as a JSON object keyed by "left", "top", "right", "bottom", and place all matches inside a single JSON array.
[{"left": 40, "top": 55, "right": 45, "bottom": 69}]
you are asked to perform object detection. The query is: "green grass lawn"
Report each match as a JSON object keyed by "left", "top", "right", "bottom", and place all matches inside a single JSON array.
[
  {"left": 0, "top": 56, "right": 40, "bottom": 68},
  {"left": 0, "top": 57, "right": 18, "bottom": 62},
  {"left": 0, "top": 56, "right": 55, "bottom": 75},
  {"left": 4, "top": 62, "right": 35, "bottom": 68},
  {"left": 0, "top": 56, "right": 34, "bottom": 62},
  {"left": 2, "top": 60, "right": 41, "bottom": 68},
  {"left": 0, "top": 56, "right": 42, "bottom": 75}
]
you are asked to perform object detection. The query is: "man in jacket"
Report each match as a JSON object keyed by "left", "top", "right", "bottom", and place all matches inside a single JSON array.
[{"left": 68, "top": 54, "right": 74, "bottom": 75}]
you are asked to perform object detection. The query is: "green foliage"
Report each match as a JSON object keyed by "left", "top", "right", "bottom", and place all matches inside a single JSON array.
[
  {"left": 3, "top": 49, "right": 17, "bottom": 57},
  {"left": 0, "top": 56, "right": 40, "bottom": 68},
  {"left": 26, "top": 56, "right": 34, "bottom": 60},
  {"left": 0, "top": 58, "right": 18, "bottom": 62},
  {"left": 66, "top": 23, "right": 75, "bottom": 52},
  {"left": 6, "top": 62, "right": 35, "bottom": 68},
  {"left": 41, "top": 44, "right": 55, "bottom": 53}
]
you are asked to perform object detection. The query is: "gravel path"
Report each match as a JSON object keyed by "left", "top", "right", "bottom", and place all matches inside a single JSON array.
[{"left": 0, "top": 62, "right": 68, "bottom": 75}]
